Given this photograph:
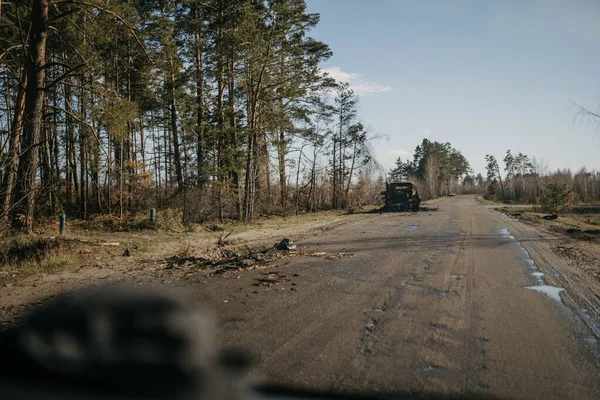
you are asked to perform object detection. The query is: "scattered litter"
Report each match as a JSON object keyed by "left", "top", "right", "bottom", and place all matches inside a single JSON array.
[
  {"left": 205, "top": 224, "right": 224, "bottom": 232},
  {"left": 366, "top": 319, "right": 376, "bottom": 332},
  {"left": 309, "top": 252, "right": 328, "bottom": 257},
  {"left": 325, "top": 252, "right": 354, "bottom": 260},
  {"left": 254, "top": 270, "right": 296, "bottom": 287},
  {"left": 255, "top": 274, "right": 281, "bottom": 287},
  {"left": 239, "top": 259, "right": 255, "bottom": 267},
  {"left": 100, "top": 242, "right": 120, "bottom": 246},
  {"left": 276, "top": 238, "right": 296, "bottom": 251},
  {"left": 123, "top": 248, "right": 131, "bottom": 257},
  {"left": 222, "top": 249, "right": 237, "bottom": 258}
]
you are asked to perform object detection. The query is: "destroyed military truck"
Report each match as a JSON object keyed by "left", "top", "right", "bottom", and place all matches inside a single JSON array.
[{"left": 381, "top": 181, "right": 421, "bottom": 212}]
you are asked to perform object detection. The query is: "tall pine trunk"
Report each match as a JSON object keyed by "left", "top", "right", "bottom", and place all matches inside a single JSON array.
[
  {"left": 169, "top": 61, "right": 183, "bottom": 188},
  {"left": 11, "top": 0, "right": 48, "bottom": 231},
  {"left": 194, "top": 17, "right": 205, "bottom": 187},
  {"left": 2, "top": 69, "right": 26, "bottom": 219}
]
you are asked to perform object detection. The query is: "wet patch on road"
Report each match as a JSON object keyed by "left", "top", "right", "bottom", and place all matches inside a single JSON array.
[
  {"left": 404, "top": 224, "right": 421, "bottom": 232},
  {"left": 525, "top": 285, "right": 565, "bottom": 303},
  {"left": 419, "top": 288, "right": 449, "bottom": 297},
  {"left": 494, "top": 225, "right": 566, "bottom": 305},
  {"left": 496, "top": 222, "right": 600, "bottom": 352}
]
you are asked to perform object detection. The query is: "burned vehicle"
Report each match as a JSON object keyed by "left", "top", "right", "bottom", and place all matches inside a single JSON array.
[{"left": 381, "top": 181, "right": 421, "bottom": 212}]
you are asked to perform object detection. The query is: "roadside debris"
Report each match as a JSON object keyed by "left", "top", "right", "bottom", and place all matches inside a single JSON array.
[
  {"left": 552, "top": 244, "right": 600, "bottom": 282},
  {"left": 240, "top": 259, "right": 255, "bottom": 267},
  {"left": 255, "top": 271, "right": 289, "bottom": 287},
  {"left": 165, "top": 245, "right": 281, "bottom": 275},
  {"left": 325, "top": 252, "right": 354, "bottom": 260},
  {"left": 419, "top": 204, "right": 439, "bottom": 212},
  {"left": 543, "top": 214, "right": 558, "bottom": 220},
  {"left": 287, "top": 251, "right": 355, "bottom": 260},
  {"left": 276, "top": 238, "right": 296, "bottom": 251}
]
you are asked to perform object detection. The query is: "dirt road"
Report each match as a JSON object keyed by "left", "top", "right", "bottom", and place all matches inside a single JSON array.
[
  {"left": 2, "top": 195, "right": 600, "bottom": 398},
  {"left": 184, "top": 195, "right": 600, "bottom": 398}
]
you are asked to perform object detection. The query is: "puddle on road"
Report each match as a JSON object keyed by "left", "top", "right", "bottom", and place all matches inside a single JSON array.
[
  {"left": 419, "top": 288, "right": 449, "bottom": 297},
  {"left": 496, "top": 227, "right": 515, "bottom": 240},
  {"left": 523, "top": 259, "right": 535, "bottom": 269},
  {"left": 532, "top": 272, "right": 544, "bottom": 285},
  {"left": 404, "top": 224, "right": 421, "bottom": 232},
  {"left": 525, "top": 285, "right": 565, "bottom": 303},
  {"left": 582, "top": 335, "right": 599, "bottom": 346},
  {"left": 450, "top": 274, "right": 464, "bottom": 280},
  {"left": 494, "top": 225, "right": 566, "bottom": 305},
  {"left": 496, "top": 215, "right": 600, "bottom": 347}
]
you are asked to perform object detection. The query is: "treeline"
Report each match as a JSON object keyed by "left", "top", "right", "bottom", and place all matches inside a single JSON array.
[
  {"left": 388, "top": 138, "right": 471, "bottom": 199},
  {"left": 0, "top": 0, "right": 381, "bottom": 232},
  {"left": 485, "top": 150, "right": 600, "bottom": 205}
]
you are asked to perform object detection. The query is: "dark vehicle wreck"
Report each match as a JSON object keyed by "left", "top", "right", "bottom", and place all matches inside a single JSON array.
[{"left": 381, "top": 181, "right": 421, "bottom": 212}]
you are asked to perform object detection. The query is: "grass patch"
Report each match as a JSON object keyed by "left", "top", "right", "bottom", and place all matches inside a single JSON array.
[
  {"left": 497, "top": 206, "right": 600, "bottom": 240},
  {"left": 0, "top": 236, "right": 74, "bottom": 284},
  {"left": 201, "top": 209, "right": 351, "bottom": 236},
  {"left": 475, "top": 195, "right": 497, "bottom": 205},
  {"left": 1, "top": 255, "right": 70, "bottom": 280}
]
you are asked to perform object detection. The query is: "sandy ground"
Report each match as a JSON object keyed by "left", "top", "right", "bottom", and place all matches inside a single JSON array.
[
  {"left": 0, "top": 210, "right": 371, "bottom": 327},
  {"left": 2, "top": 196, "right": 600, "bottom": 398}
]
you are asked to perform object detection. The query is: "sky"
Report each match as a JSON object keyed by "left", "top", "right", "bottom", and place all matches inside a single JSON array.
[{"left": 305, "top": 0, "right": 600, "bottom": 176}]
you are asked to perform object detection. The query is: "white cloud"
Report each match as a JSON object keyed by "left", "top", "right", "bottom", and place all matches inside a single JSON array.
[
  {"left": 387, "top": 149, "right": 412, "bottom": 159},
  {"left": 321, "top": 66, "right": 392, "bottom": 96},
  {"left": 322, "top": 66, "right": 359, "bottom": 83}
]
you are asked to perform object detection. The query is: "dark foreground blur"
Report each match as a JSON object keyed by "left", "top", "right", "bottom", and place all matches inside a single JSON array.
[
  {"left": 0, "top": 286, "right": 498, "bottom": 400},
  {"left": 0, "top": 285, "right": 251, "bottom": 399}
]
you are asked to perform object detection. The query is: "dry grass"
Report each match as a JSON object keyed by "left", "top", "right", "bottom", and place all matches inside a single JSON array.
[
  {"left": 0, "top": 236, "right": 74, "bottom": 284},
  {"left": 0, "top": 207, "right": 364, "bottom": 286},
  {"left": 475, "top": 195, "right": 496, "bottom": 205},
  {"left": 498, "top": 206, "right": 600, "bottom": 240}
]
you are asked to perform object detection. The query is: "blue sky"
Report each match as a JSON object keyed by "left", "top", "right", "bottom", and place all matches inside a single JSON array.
[{"left": 305, "top": 0, "right": 600, "bottom": 176}]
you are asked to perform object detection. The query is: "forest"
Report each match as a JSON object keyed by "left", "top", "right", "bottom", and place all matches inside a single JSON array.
[
  {"left": 1, "top": 1, "right": 599, "bottom": 235},
  {"left": 0, "top": 0, "right": 385, "bottom": 232},
  {"left": 388, "top": 138, "right": 471, "bottom": 199},
  {"left": 389, "top": 141, "right": 600, "bottom": 212},
  {"left": 483, "top": 151, "right": 600, "bottom": 208}
]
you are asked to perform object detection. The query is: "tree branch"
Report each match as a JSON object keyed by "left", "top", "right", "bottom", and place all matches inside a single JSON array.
[
  {"left": 0, "top": 44, "right": 23, "bottom": 63},
  {"left": 52, "top": 0, "right": 153, "bottom": 63}
]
